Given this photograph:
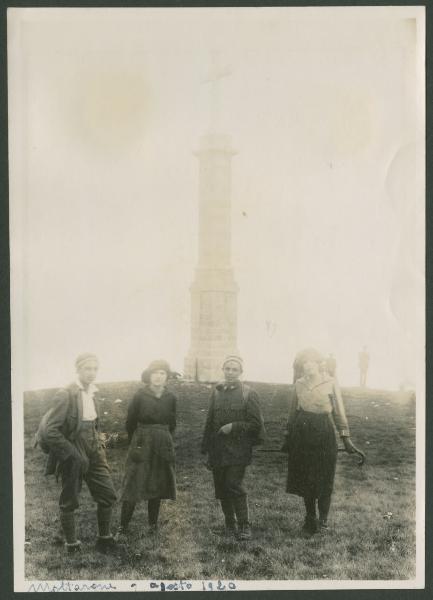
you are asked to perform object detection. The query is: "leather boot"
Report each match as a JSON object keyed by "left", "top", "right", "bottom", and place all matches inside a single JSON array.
[
  {"left": 220, "top": 499, "right": 236, "bottom": 536},
  {"left": 97, "top": 505, "right": 113, "bottom": 537},
  {"left": 96, "top": 505, "right": 116, "bottom": 553},
  {"left": 60, "top": 511, "right": 81, "bottom": 553},
  {"left": 233, "top": 495, "right": 251, "bottom": 541}
]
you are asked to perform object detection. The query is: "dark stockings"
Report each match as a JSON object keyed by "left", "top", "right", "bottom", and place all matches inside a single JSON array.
[
  {"left": 120, "top": 501, "right": 136, "bottom": 529},
  {"left": 303, "top": 496, "right": 317, "bottom": 519},
  {"left": 148, "top": 499, "right": 161, "bottom": 526},
  {"left": 121, "top": 499, "right": 161, "bottom": 528},
  {"left": 318, "top": 493, "right": 332, "bottom": 523}
]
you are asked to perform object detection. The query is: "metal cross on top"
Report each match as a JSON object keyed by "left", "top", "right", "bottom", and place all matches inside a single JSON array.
[{"left": 201, "top": 50, "right": 232, "bottom": 132}]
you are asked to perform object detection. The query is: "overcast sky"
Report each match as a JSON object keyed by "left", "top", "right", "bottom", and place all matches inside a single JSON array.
[{"left": 9, "top": 7, "right": 424, "bottom": 391}]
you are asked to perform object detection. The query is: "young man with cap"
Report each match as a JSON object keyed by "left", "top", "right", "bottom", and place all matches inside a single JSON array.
[
  {"left": 201, "top": 356, "right": 264, "bottom": 541},
  {"left": 36, "top": 353, "right": 117, "bottom": 553}
]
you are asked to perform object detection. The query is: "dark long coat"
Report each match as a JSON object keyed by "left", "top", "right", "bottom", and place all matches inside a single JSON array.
[
  {"left": 201, "top": 382, "right": 263, "bottom": 468},
  {"left": 121, "top": 385, "right": 177, "bottom": 502}
]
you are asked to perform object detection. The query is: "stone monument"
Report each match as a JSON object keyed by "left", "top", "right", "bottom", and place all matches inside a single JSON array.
[{"left": 184, "top": 56, "right": 239, "bottom": 381}]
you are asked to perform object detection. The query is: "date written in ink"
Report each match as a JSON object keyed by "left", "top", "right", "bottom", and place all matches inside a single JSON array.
[
  {"left": 201, "top": 580, "right": 236, "bottom": 591},
  {"left": 148, "top": 580, "right": 236, "bottom": 591}
]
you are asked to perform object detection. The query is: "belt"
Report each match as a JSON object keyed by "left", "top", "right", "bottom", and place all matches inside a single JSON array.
[
  {"left": 79, "top": 420, "right": 97, "bottom": 434},
  {"left": 137, "top": 423, "right": 169, "bottom": 431},
  {"left": 297, "top": 408, "right": 331, "bottom": 417}
]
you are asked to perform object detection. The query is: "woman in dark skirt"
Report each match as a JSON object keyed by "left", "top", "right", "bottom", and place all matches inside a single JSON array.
[
  {"left": 117, "top": 360, "right": 176, "bottom": 539},
  {"left": 284, "top": 348, "right": 357, "bottom": 534}
]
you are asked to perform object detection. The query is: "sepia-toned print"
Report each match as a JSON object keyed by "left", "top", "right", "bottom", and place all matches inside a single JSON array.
[{"left": 9, "top": 6, "right": 424, "bottom": 592}]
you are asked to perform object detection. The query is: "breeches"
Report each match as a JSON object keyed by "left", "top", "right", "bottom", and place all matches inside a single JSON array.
[
  {"left": 212, "top": 465, "right": 247, "bottom": 499},
  {"left": 59, "top": 425, "right": 117, "bottom": 512}
]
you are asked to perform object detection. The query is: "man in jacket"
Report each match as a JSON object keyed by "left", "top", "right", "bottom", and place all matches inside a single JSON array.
[
  {"left": 201, "top": 356, "right": 264, "bottom": 541},
  {"left": 37, "top": 353, "right": 117, "bottom": 553}
]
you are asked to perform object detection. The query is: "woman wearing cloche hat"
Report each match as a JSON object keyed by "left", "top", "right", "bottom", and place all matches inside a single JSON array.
[{"left": 117, "top": 359, "right": 177, "bottom": 540}]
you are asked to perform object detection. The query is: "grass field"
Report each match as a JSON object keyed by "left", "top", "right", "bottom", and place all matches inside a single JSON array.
[{"left": 23, "top": 381, "right": 416, "bottom": 581}]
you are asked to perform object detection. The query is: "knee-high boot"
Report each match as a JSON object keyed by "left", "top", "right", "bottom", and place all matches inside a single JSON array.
[
  {"left": 220, "top": 498, "right": 236, "bottom": 531},
  {"left": 95, "top": 505, "right": 116, "bottom": 552},
  {"left": 97, "top": 504, "right": 113, "bottom": 538},
  {"left": 60, "top": 511, "right": 81, "bottom": 553},
  {"left": 232, "top": 495, "right": 251, "bottom": 540}
]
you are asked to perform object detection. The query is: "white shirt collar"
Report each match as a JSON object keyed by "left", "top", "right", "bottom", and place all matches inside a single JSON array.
[{"left": 76, "top": 380, "right": 98, "bottom": 394}]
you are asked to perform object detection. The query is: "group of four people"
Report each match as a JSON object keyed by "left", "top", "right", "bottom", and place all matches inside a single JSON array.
[{"left": 37, "top": 349, "right": 358, "bottom": 553}]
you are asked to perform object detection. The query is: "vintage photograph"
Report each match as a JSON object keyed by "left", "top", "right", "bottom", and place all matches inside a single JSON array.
[{"left": 9, "top": 6, "right": 425, "bottom": 592}]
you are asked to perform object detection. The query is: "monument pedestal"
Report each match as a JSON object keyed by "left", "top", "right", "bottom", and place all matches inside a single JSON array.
[{"left": 184, "top": 268, "right": 239, "bottom": 382}]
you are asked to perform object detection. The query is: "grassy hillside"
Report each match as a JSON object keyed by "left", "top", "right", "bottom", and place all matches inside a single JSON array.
[{"left": 23, "top": 381, "right": 416, "bottom": 581}]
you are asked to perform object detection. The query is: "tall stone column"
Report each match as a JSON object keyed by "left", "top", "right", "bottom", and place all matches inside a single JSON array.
[{"left": 184, "top": 133, "right": 239, "bottom": 382}]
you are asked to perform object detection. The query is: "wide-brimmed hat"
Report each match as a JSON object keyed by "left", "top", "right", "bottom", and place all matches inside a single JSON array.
[{"left": 141, "top": 359, "right": 171, "bottom": 383}]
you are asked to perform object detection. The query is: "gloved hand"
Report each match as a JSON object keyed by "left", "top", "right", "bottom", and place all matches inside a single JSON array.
[{"left": 217, "top": 423, "right": 233, "bottom": 435}]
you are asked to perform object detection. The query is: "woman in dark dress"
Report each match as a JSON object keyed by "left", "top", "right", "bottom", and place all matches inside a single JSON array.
[
  {"left": 117, "top": 360, "right": 176, "bottom": 538},
  {"left": 284, "top": 348, "right": 358, "bottom": 534}
]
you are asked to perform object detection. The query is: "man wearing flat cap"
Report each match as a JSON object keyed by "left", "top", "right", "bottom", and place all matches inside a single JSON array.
[
  {"left": 201, "top": 356, "right": 265, "bottom": 541},
  {"left": 36, "top": 353, "right": 117, "bottom": 553}
]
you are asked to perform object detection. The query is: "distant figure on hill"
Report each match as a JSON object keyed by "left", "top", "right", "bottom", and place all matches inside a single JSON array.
[
  {"left": 283, "top": 348, "right": 359, "bottom": 535},
  {"left": 358, "top": 346, "right": 370, "bottom": 387},
  {"left": 201, "top": 356, "right": 265, "bottom": 541},
  {"left": 325, "top": 353, "right": 337, "bottom": 377},
  {"left": 35, "top": 353, "right": 117, "bottom": 554},
  {"left": 117, "top": 360, "right": 177, "bottom": 541}
]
